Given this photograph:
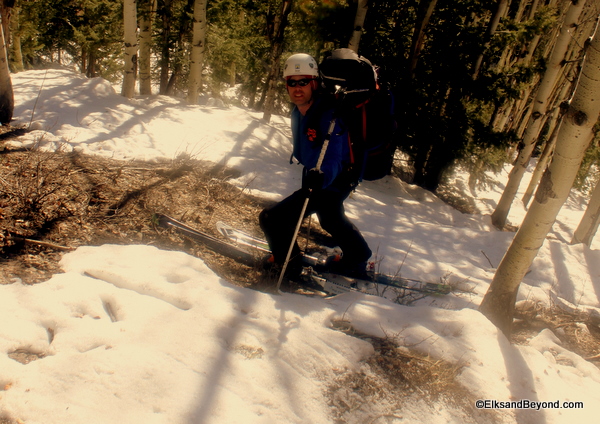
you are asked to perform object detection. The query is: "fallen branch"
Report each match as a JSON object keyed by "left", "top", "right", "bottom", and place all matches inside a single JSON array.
[{"left": 8, "top": 236, "right": 74, "bottom": 251}]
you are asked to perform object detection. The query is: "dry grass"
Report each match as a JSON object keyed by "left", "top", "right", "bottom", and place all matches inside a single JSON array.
[
  {"left": 327, "top": 320, "right": 499, "bottom": 424},
  {"left": 512, "top": 301, "right": 600, "bottom": 363},
  {"left": 0, "top": 143, "right": 269, "bottom": 287}
]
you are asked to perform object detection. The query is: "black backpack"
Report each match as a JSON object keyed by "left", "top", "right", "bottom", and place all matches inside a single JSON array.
[{"left": 319, "top": 48, "right": 397, "bottom": 182}]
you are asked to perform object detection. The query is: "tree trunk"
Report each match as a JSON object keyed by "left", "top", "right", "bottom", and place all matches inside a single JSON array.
[
  {"left": 571, "top": 136, "right": 600, "bottom": 246},
  {"left": 0, "top": 1, "right": 13, "bottom": 50},
  {"left": 159, "top": 0, "right": 172, "bottom": 95},
  {"left": 262, "top": 0, "right": 293, "bottom": 123},
  {"left": 187, "top": 0, "right": 207, "bottom": 104},
  {"left": 522, "top": 78, "right": 574, "bottom": 207},
  {"left": 86, "top": 48, "right": 97, "bottom": 78},
  {"left": 139, "top": 0, "right": 156, "bottom": 95},
  {"left": 122, "top": 0, "right": 138, "bottom": 99},
  {"left": 408, "top": 0, "right": 438, "bottom": 79},
  {"left": 479, "top": 27, "right": 600, "bottom": 337},
  {"left": 521, "top": 114, "right": 561, "bottom": 208},
  {"left": 347, "top": 0, "right": 368, "bottom": 53},
  {"left": 8, "top": 4, "right": 22, "bottom": 72},
  {"left": 0, "top": 21, "right": 13, "bottom": 124},
  {"left": 491, "top": 0, "right": 586, "bottom": 228},
  {"left": 472, "top": 0, "right": 509, "bottom": 80}
]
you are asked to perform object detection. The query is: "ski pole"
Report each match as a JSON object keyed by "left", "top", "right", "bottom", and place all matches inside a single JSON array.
[{"left": 276, "top": 117, "right": 337, "bottom": 293}]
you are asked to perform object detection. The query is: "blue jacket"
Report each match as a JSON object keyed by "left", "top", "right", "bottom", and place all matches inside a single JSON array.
[{"left": 290, "top": 99, "right": 351, "bottom": 189}]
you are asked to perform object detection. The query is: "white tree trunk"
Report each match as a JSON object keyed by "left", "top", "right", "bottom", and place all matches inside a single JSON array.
[
  {"left": 572, "top": 136, "right": 600, "bottom": 246},
  {"left": 480, "top": 28, "right": 600, "bottom": 336},
  {"left": 491, "top": 0, "right": 586, "bottom": 228},
  {"left": 408, "top": 0, "right": 438, "bottom": 79},
  {"left": 522, "top": 78, "right": 574, "bottom": 207},
  {"left": 521, "top": 114, "right": 561, "bottom": 208},
  {"left": 347, "top": 0, "right": 368, "bottom": 53},
  {"left": 187, "top": 0, "right": 207, "bottom": 105},
  {"left": 138, "top": 0, "right": 156, "bottom": 95},
  {"left": 472, "top": 0, "right": 509, "bottom": 79},
  {"left": 122, "top": 0, "right": 138, "bottom": 99}
]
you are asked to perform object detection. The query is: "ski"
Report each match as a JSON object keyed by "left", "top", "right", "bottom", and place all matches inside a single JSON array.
[
  {"left": 155, "top": 214, "right": 451, "bottom": 298},
  {"left": 153, "top": 213, "right": 259, "bottom": 266},
  {"left": 154, "top": 214, "right": 332, "bottom": 297},
  {"left": 216, "top": 221, "right": 338, "bottom": 268},
  {"left": 216, "top": 221, "right": 451, "bottom": 296}
]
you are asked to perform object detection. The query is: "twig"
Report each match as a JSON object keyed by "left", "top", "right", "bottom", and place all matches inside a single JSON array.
[
  {"left": 585, "top": 353, "right": 600, "bottom": 360},
  {"left": 8, "top": 236, "right": 74, "bottom": 251},
  {"left": 481, "top": 250, "right": 495, "bottom": 268}
]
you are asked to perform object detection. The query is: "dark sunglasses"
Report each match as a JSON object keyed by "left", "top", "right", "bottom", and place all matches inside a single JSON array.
[{"left": 286, "top": 78, "right": 315, "bottom": 87}]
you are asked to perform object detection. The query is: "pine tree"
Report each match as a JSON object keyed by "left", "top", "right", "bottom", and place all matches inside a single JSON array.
[{"left": 262, "top": 0, "right": 293, "bottom": 123}]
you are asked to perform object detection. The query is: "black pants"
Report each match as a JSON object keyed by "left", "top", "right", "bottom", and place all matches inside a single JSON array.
[{"left": 259, "top": 188, "right": 372, "bottom": 265}]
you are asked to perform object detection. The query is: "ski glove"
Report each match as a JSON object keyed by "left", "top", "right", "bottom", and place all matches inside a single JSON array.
[{"left": 303, "top": 168, "right": 325, "bottom": 192}]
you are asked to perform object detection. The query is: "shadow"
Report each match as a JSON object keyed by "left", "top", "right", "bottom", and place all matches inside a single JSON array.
[
  {"left": 581, "top": 247, "right": 600, "bottom": 306},
  {"left": 14, "top": 72, "right": 184, "bottom": 150},
  {"left": 210, "top": 119, "right": 262, "bottom": 173},
  {"left": 549, "top": 241, "right": 576, "bottom": 304},
  {"left": 185, "top": 281, "right": 334, "bottom": 423},
  {"left": 498, "top": 332, "right": 546, "bottom": 424},
  {"left": 0, "top": 127, "right": 29, "bottom": 141}
]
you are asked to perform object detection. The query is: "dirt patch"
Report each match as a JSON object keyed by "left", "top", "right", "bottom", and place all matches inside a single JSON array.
[{"left": 0, "top": 142, "right": 272, "bottom": 288}]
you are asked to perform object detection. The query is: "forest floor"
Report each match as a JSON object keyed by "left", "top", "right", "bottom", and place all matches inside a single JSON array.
[{"left": 1, "top": 132, "right": 598, "bottom": 423}]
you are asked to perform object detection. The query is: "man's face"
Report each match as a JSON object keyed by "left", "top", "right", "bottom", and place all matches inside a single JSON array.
[{"left": 286, "top": 75, "right": 315, "bottom": 109}]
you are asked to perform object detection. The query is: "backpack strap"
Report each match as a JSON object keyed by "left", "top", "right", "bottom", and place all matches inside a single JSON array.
[{"left": 347, "top": 133, "right": 355, "bottom": 165}]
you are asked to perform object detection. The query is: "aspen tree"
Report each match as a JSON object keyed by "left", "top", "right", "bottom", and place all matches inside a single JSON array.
[
  {"left": 122, "top": 0, "right": 138, "bottom": 99},
  {"left": 138, "top": 0, "right": 156, "bottom": 95},
  {"left": 491, "top": 0, "right": 586, "bottom": 228},
  {"left": 407, "top": 0, "right": 438, "bottom": 79},
  {"left": 480, "top": 27, "right": 600, "bottom": 336},
  {"left": 348, "top": 0, "right": 368, "bottom": 53},
  {"left": 187, "top": 0, "right": 207, "bottom": 105},
  {"left": 571, "top": 134, "right": 600, "bottom": 246}
]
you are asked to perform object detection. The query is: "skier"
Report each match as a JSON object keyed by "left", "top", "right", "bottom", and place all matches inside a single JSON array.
[{"left": 259, "top": 53, "right": 372, "bottom": 279}]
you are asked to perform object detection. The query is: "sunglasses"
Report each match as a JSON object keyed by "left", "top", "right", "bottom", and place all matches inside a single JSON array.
[{"left": 286, "top": 78, "right": 315, "bottom": 87}]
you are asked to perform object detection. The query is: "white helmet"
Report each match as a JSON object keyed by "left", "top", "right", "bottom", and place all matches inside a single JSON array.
[{"left": 283, "top": 53, "right": 318, "bottom": 77}]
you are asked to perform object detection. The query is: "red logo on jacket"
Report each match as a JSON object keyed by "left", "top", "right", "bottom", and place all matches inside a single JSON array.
[{"left": 307, "top": 128, "right": 317, "bottom": 142}]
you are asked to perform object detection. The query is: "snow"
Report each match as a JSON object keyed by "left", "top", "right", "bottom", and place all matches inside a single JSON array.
[{"left": 1, "top": 68, "right": 599, "bottom": 423}]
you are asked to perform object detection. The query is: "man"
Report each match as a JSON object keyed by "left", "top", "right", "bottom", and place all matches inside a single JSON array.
[{"left": 259, "top": 53, "right": 372, "bottom": 279}]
